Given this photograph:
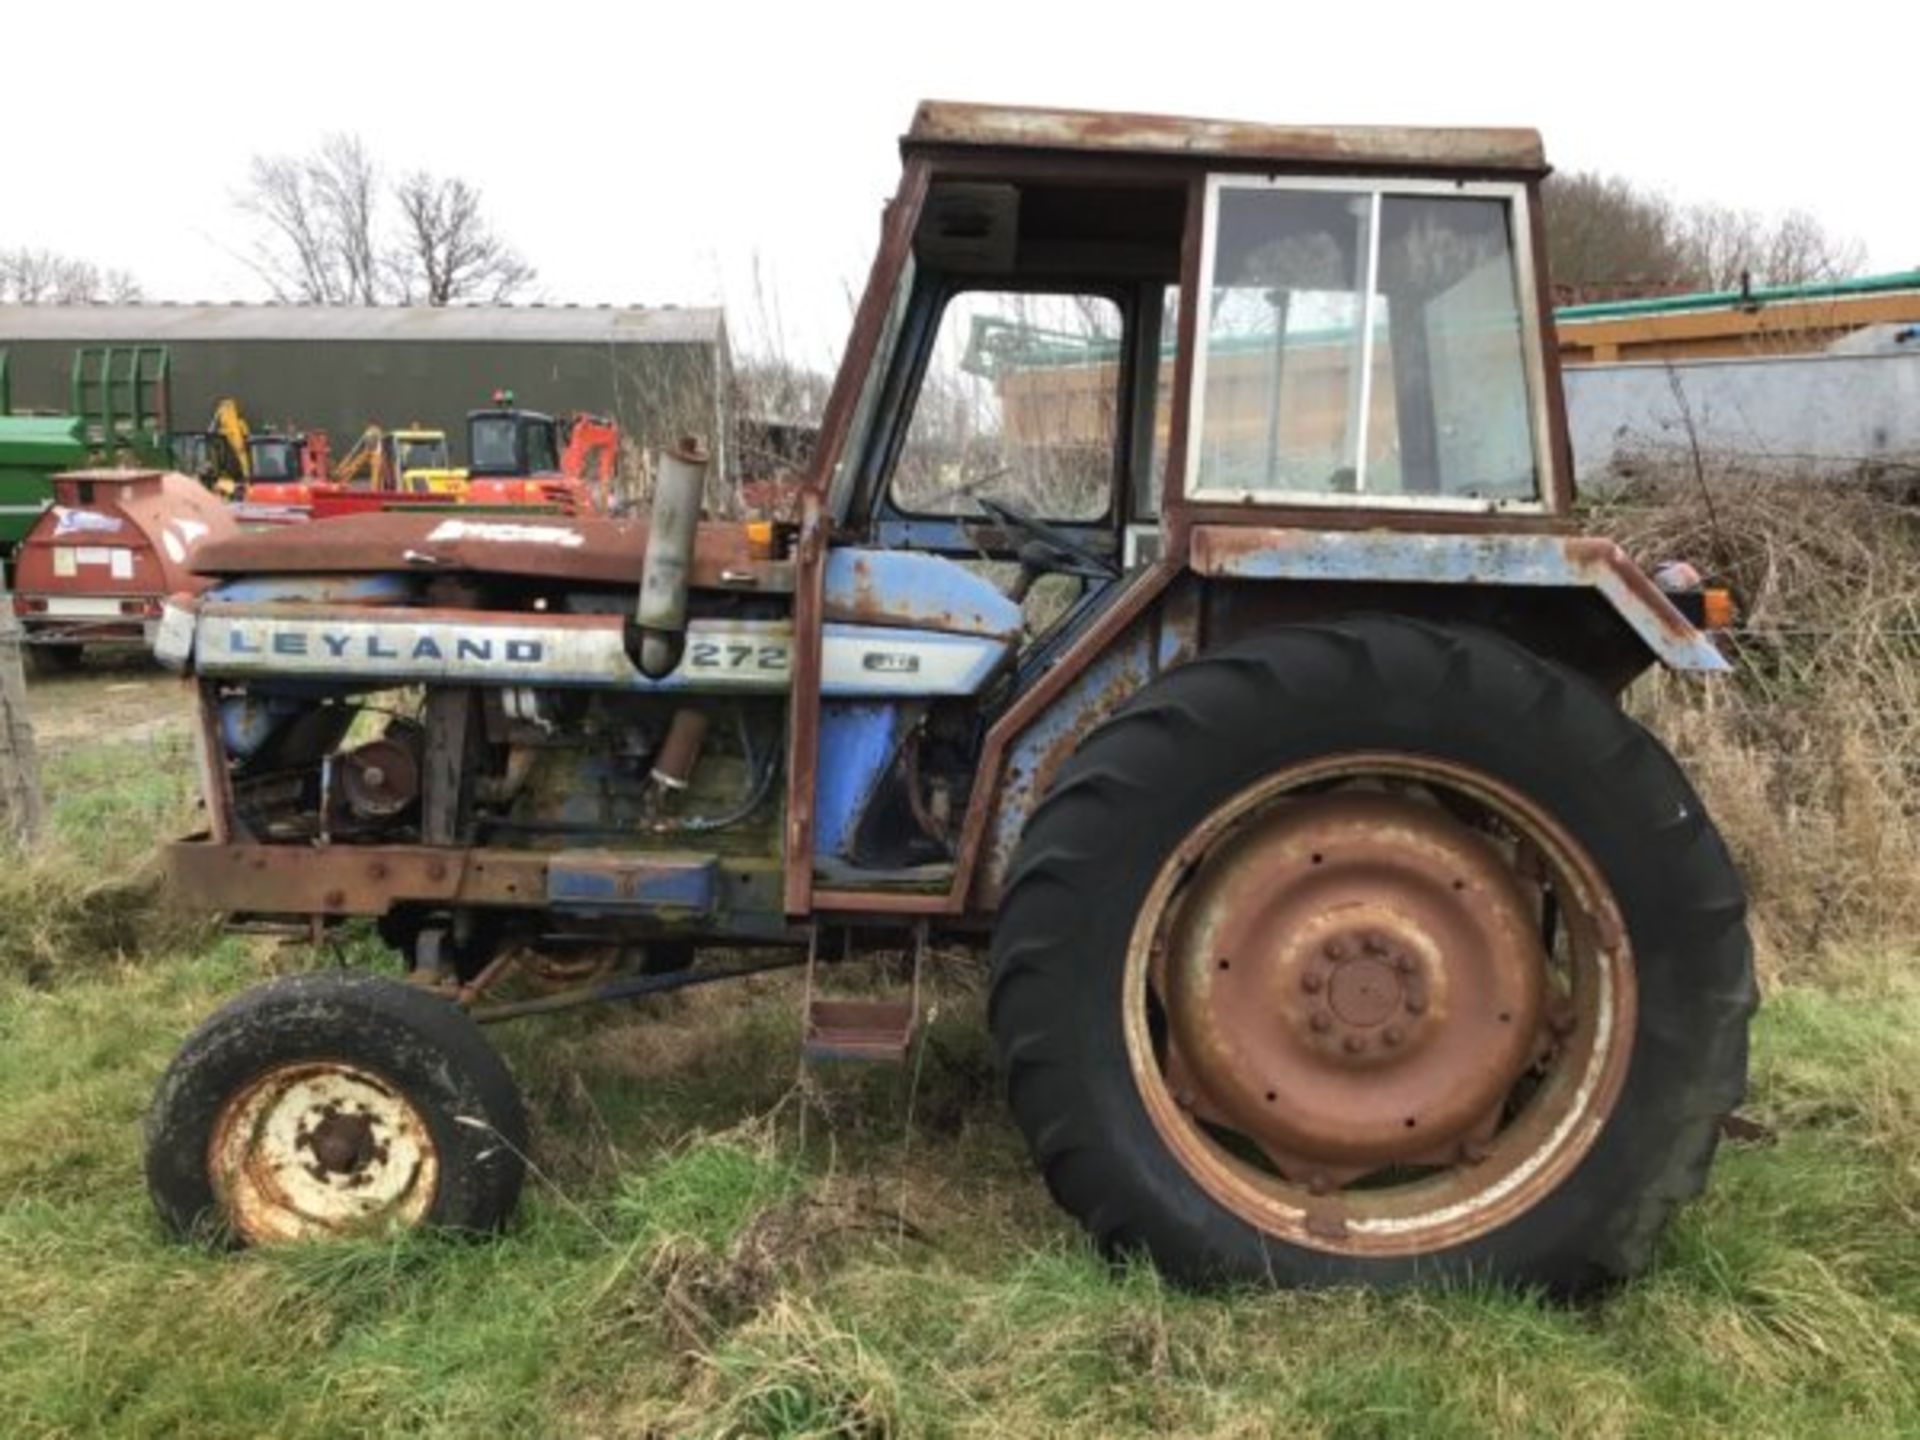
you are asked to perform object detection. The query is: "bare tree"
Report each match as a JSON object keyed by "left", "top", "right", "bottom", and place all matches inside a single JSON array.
[
  {"left": 0, "top": 247, "right": 141, "bottom": 303},
  {"left": 240, "top": 135, "right": 382, "bottom": 303},
  {"left": 1545, "top": 169, "right": 1866, "bottom": 298},
  {"left": 1542, "top": 172, "right": 1693, "bottom": 298},
  {"left": 311, "top": 135, "right": 382, "bottom": 304},
  {"left": 732, "top": 357, "right": 832, "bottom": 424},
  {"left": 239, "top": 137, "right": 534, "bottom": 306},
  {"left": 1682, "top": 205, "right": 1866, "bottom": 291},
  {"left": 390, "top": 172, "right": 535, "bottom": 304}
]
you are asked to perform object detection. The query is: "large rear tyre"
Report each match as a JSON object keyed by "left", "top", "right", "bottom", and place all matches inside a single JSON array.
[
  {"left": 147, "top": 972, "right": 528, "bottom": 1246},
  {"left": 989, "top": 618, "right": 1754, "bottom": 1295}
]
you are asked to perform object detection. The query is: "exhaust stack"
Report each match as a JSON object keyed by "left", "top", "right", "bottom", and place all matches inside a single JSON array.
[{"left": 627, "top": 438, "right": 708, "bottom": 679}]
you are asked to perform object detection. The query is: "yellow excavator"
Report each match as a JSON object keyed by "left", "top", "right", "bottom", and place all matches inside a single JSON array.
[
  {"left": 331, "top": 424, "right": 465, "bottom": 494},
  {"left": 205, "top": 398, "right": 252, "bottom": 495}
]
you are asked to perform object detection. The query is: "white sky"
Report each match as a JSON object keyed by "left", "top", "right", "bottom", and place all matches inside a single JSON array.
[{"left": 9, "top": 0, "right": 1913, "bottom": 369}]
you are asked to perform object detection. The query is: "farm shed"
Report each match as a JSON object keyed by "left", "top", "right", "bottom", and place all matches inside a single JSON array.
[
  {"left": 1555, "top": 269, "right": 1920, "bottom": 365},
  {"left": 0, "top": 303, "right": 732, "bottom": 473}
]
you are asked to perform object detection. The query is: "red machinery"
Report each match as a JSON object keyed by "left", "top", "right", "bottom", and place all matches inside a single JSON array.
[
  {"left": 232, "top": 433, "right": 332, "bottom": 524},
  {"left": 11, "top": 469, "right": 238, "bottom": 661},
  {"left": 307, "top": 398, "right": 618, "bottom": 520}
]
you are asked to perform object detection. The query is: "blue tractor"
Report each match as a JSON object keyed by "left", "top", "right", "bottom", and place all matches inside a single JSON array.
[{"left": 144, "top": 103, "right": 1752, "bottom": 1295}]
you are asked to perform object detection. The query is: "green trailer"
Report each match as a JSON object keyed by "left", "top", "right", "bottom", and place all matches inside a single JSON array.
[{"left": 0, "top": 346, "right": 169, "bottom": 557}]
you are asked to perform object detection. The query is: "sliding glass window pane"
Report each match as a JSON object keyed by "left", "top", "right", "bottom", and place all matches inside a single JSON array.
[
  {"left": 1198, "top": 188, "right": 1374, "bottom": 496},
  {"left": 1366, "top": 195, "right": 1537, "bottom": 501}
]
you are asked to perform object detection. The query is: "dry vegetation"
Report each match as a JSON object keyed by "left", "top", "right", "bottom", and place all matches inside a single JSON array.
[
  {"left": 1594, "top": 459, "right": 1920, "bottom": 983},
  {"left": 0, "top": 468, "right": 1917, "bottom": 1435}
]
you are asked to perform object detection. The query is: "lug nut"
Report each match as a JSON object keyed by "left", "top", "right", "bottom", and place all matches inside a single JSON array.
[
  {"left": 1343, "top": 1034, "right": 1366, "bottom": 1054},
  {"left": 1383, "top": 1025, "right": 1405, "bottom": 1047},
  {"left": 1301, "top": 972, "right": 1324, "bottom": 994},
  {"left": 1364, "top": 934, "right": 1388, "bottom": 956},
  {"left": 1404, "top": 993, "right": 1428, "bottom": 1016},
  {"left": 1394, "top": 954, "right": 1416, "bottom": 975},
  {"left": 1310, "top": 1013, "right": 1332, "bottom": 1034},
  {"left": 1326, "top": 939, "right": 1349, "bottom": 961}
]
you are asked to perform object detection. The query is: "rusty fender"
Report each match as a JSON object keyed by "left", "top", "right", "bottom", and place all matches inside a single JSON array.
[{"left": 1186, "top": 526, "right": 1728, "bottom": 673}]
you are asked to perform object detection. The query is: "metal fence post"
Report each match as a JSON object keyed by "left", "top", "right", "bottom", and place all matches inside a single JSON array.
[{"left": 0, "top": 576, "right": 45, "bottom": 843}]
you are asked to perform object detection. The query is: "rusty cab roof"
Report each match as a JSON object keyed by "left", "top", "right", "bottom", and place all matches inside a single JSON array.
[{"left": 904, "top": 101, "right": 1547, "bottom": 178}]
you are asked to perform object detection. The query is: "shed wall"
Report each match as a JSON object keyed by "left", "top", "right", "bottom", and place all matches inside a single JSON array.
[{"left": 0, "top": 337, "right": 726, "bottom": 472}]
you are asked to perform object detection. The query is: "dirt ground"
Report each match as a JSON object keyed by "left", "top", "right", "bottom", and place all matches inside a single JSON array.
[{"left": 21, "top": 652, "right": 193, "bottom": 746}]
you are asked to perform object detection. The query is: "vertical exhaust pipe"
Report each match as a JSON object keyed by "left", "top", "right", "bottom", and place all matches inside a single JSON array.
[{"left": 626, "top": 437, "right": 708, "bottom": 679}]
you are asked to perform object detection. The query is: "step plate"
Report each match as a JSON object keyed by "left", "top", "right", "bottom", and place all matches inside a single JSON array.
[{"left": 804, "top": 998, "right": 916, "bottom": 1063}]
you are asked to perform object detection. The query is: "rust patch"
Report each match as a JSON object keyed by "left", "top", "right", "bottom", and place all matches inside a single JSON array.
[
  {"left": 1159, "top": 790, "right": 1544, "bottom": 1184},
  {"left": 193, "top": 511, "right": 793, "bottom": 594},
  {"left": 907, "top": 102, "right": 1546, "bottom": 174},
  {"left": 164, "top": 841, "right": 547, "bottom": 916}
]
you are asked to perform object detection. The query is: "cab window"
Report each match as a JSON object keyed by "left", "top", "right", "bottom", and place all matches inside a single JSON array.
[
  {"left": 1190, "top": 179, "right": 1543, "bottom": 508},
  {"left": 889, "top": 291, "right": 1122, "bottom": 522},
  {"left": 470, "top": 417, "right": 518, "bottom": 472},
  {"left": 525, "top": 421, "right": 558, "bottom": 475}
]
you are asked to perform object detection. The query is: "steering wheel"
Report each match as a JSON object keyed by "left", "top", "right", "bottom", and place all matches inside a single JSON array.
[{"left": 973, "top": 495, "right": 1119, "bottom": 579}]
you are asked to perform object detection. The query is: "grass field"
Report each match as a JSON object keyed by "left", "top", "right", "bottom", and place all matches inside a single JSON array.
[{"left": 2, "top": 648, "right": 1918, "bottom": 1438}]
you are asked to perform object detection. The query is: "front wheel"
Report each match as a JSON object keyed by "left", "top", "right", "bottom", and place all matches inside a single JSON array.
[
  {"left": 146, "top": 972, "right": 528, "bottom": 1245},
  {"left": 990, "top": 618, "right": 1754, "bottom": 1295}
]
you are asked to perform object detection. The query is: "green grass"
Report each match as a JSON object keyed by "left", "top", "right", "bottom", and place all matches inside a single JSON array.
[{"left": 1, "top": 733, "right": 1917, "bottom": 1437}]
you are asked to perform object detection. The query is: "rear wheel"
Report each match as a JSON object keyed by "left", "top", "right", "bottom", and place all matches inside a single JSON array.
[
  {"left": 147, "top": 972, "right": 527, "bottom": 1245},
  {"left": 990, "top": 618, "right": 1753, "bottom": 1294}
]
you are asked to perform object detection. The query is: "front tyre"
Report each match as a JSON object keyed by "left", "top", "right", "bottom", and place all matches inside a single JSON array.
[
  {"left": 147, "top": 972, "right": 528, "bottom": 1245},
  {"left": 989, "top": 618, "right": 1754, "bottom": 1295}
]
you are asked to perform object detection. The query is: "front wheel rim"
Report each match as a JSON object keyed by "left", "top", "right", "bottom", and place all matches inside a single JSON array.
[
  {"left": 1123, "top": 752, "right": 1637, "bottom": 1258},
  {"left": 209, "top": 1060, "right": 439, "bottom": 1243}
]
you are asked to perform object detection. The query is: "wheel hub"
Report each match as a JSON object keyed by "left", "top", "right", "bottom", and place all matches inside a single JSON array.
[
  {"left": 211, "top": 1061, "right": 438, "bottom": 1242},
  {"left": 1160, "top": 790, "right": 1546, "bottom": 1182},
  {"left": 303, "top": 1108, "right": 380, "bottom": 1177}
]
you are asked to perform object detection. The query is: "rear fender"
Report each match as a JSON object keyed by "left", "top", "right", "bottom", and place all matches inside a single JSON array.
[{"left": 1187, "top": 526, "right": 1727, "bottom": 673}]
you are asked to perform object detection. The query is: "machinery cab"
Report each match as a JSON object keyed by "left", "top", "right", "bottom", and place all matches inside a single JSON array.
[
  {"left": 245, "top": 434, "right": 307, "bottom": 483},
  {"left": 467, "top": 392, "right": 560, "bottom": 478},
  {"left": 386, "top": 428, "right": 454, "bottom": 488},
  {"left": 828, "top": 109, "right": 1563, "bottom": 593}
]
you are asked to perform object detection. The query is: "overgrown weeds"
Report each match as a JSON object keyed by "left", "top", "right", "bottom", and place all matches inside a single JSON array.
[{"left": 1594, "top": 462, "right": 1920, "bottom": 984}]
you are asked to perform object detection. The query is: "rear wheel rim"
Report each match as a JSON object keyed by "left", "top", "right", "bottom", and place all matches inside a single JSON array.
[
  {"left": 1123, "top": 752, "right": 1637, "bottom": 1257},
  {"left": 209, "top": 1060, "right": 439, "bottom": 1243}
]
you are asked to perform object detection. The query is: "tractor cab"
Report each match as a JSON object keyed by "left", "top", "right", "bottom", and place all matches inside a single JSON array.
[
  {"left": 466, "top": 392, "right": 560, "bottom": 478},
  {"left": 829, "top": 115, "right": 1562, "bottom": 623}
]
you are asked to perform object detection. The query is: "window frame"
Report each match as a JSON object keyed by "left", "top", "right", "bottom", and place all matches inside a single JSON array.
[{"left": 1183, "top": 172, "right": 1554, "bottom": 515}]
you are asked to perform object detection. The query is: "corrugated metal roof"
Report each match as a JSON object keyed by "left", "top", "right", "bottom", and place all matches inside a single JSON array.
[
  {"left": 0, "top": 303, "right": 725, "bottom": 345},
  {"left": 906, "top": 101, "right": 1546, "bottom": 173}
]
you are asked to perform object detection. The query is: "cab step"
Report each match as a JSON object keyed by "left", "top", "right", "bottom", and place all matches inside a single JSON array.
[
  {"left": 800, "top": 922, "right": 925, "bottom": 1065},
  {"left": 804, "top": 998, "right": 917, "bottom": 1062}
]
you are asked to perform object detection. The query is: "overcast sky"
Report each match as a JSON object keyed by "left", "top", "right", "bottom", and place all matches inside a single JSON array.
[{"left": 11, "top": 0, "right": 1912, "bottom": 368}]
